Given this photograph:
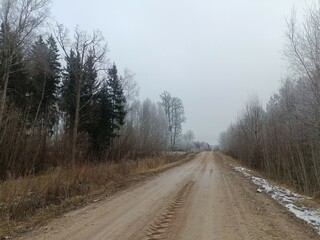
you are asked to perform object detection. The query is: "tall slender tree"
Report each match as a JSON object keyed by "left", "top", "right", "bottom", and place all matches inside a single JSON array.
[
  {"left": 60, "top": 49, "right": 80, "bottom": 130},
  {"left": 107, "top": 63, "right": 126, "bottom": 135},
  {"left": 160, "top": 91, "right": 185, "bottom": 150},
  {"left": 79, "top": 54, "right": 100, "bottom": 152},
  {"left": 28, "top": 35, "right": 60, "bottom": 134}
]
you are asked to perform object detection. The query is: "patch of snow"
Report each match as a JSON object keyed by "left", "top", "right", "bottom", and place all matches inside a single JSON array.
[
  {"left": 256, "top": 188, "right": 263, "bottom": 193},
  {"left": 233, "top": 165, "right": 320, "bottom": 234},
  {"left": 234, "top": 167, "right": 251, "bottom": 178}
]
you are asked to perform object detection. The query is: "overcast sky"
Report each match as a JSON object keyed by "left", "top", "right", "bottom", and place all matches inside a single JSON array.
[{"left": 51, "top": 0, "right": 307, "bottom": 145}]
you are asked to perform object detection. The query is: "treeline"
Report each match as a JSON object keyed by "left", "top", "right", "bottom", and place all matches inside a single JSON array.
[
  {"left": 0, "top": 0, "right": 193, "bottom": 179},
  {"left": 220, "top": 4, "right": 320, "bottom": 196}
]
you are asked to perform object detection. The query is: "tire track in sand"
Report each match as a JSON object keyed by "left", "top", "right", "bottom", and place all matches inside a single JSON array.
[{"left": 142, "top": 180, "right": 194, "bottom": 240}]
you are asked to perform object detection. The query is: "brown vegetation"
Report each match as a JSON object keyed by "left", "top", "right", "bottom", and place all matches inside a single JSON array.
[
  {"left": 220, "top": 3, "right": 320, "bottom": 197},
  {"left": 0, "top": 2, "right": 198, "bottom": 238},
  {"left": 0, "top": 153, "right": 194, "bottom": 237}
]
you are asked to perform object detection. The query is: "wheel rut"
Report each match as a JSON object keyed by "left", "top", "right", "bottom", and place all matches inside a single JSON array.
[
  {"left": 142, "top": 180, "right": 194, "bottom": 240},
  {"left": 20, "top": 152, "right": 320, "bottom": 240}
]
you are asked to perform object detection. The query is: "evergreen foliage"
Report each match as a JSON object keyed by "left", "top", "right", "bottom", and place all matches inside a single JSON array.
[
  {"left": 107, "top": 63, "right": 126, "bottom": 133},
  {"left": 0, "top": 0, "right": 179, "bottom": 178},
  {"left": 60, "top": 55, "right": 126, "bottom": 157},
  {"left": 61, "top": 50, "right": 80, "bottom": 130},
  {"left": 27, "top": 35, "right": 61, "bottom": 133}
]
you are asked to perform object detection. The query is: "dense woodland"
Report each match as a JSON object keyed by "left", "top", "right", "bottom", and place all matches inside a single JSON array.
[
  {"left": 220, "top": 5, "right": 320, "bottom": 196},
  {"left": 0, "top": 0, "right": 210, "bottom": 180}
]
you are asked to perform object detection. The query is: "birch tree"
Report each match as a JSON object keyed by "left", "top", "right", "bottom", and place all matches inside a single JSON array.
[{"left": 160, "top": 91, "right": 185, "bottom": 150}]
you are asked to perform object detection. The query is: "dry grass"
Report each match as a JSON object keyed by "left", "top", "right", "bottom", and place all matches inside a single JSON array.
[
  {"left": 217, "top": 152, "right": 320, "bottom": 207},
  {"left": 295, "top": 199, "right": 320, "bottom": 209},
  {"left": 218, "top": 152, "right": 292, "bottom": 190},
  {"left": 0, "top": 153, "right": 195, "bottom": 237}
]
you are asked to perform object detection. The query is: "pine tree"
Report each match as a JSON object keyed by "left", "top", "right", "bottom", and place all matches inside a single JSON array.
[
  {"left": 107, "top": 63, "right": 126, "bottom": 134},
  {"left": 85, "top": 64, "right": 126, "bottom": 156},
  {"left": 28, "top": 35, "right": 60, "bottom": 134},
  {"left": 90, "top": 82, "right": 112, "bottom": 154},
  {"left": 7, "top": 51, "right": 29, "bottom": 110},
  {"left": 79, "top": 54, "right": 101, "bottom": 150},
  {"left": 0, "top": 23, "right": 29, "bottom": 110},
  {"left": 61, "top": 50, "right": 80, "bottom": 130},
  {"left": 61, "top": 57, "right": 126, "bottom": 159},
  {"left": 45, "top": 35, "right": 61, "bottom": 133}
]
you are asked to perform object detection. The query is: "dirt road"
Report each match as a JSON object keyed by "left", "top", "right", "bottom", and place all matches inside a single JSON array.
[{"left": 22, "top": 152, "right": 319, "bottom": 240}]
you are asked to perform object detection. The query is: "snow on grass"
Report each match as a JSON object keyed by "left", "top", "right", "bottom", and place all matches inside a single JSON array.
[{"left": 234, "top": 165, "right": 320, "bottom": 234}]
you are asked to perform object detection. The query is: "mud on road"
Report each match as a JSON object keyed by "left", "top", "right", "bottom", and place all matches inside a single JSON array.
[{"left": 22, "top": 152, "right": 319, "bottom": 240}]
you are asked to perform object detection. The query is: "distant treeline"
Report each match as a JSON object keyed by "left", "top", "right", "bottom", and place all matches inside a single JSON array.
[{"left": 220, "top": 4, "right": 320, "bottom": 196}]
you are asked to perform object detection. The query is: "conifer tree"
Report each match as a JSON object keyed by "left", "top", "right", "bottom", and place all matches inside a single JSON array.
[
  {"left": 89, "top": 82, "right": 112, "bottom": 154},
  {"left": 60, "top": 50, "right": 80, "bottom": 130},
  {"left": 0, "top": 0, "right": 50, "bottom": 127},
  {"left": 85, "top": 64, "right": 126, "bottom": 156},
  {"left": 0, "top": 23, "right": 28, "bottom": 110},
  {"left": 28, "top": 35, "right": 60, "bottom": 134},
  {"left": 6, "top": 51, "right": 29, "bottom": 109},
  {"left": 79, "top": 54, "right": 100, "bottom": 149},
  {"left": 107, "top": 63, "right": 126, "bottom": 133}
]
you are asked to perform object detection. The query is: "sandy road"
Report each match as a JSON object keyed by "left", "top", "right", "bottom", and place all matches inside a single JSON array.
[{"left": 22, "top": 152, "right": 319, "bottom": 240}]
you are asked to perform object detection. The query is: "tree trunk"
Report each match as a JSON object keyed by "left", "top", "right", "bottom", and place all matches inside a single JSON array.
[
  {"left": 32, "top": 77, "right": 46, "bottom": 133},
  {"left": 71, "top": 79, "right": 81, "bottom": 165},
  {"left": 0, "top": 69, "right": 10, "bottom": 128}
]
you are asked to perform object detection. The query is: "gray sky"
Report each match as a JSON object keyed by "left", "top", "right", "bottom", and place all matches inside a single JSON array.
[{"left": 51, "top": 0, "right": 307, "bottom": 145}]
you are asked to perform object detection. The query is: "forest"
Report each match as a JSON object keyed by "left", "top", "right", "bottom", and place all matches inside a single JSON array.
[
  {"left": 3, "top": 0, "right": 320, "bottom": 238},
  {"left": 0, "top": 0, "right": 212, "bottom": 181},
  {"left": 220, "top": 5, "right": 320, "bottom": 196}
]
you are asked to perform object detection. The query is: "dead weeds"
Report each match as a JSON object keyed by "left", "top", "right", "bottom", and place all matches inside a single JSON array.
[
  {"left": 217, "top": 152, "right": 320, "bottom": 208},
  {"left": 0, "top": 153, "right": 196, "bottom": 238}
]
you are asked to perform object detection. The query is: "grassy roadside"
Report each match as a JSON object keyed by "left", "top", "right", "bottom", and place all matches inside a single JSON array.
[
  {"left": 216, "top": 151, "right": 298, "bottom": 193},
  {"left": 216, "top": 152, "right": 320, "bottom": 208},
  {"left": 0, "top": 153, "right": 196, "bottom": 238}
]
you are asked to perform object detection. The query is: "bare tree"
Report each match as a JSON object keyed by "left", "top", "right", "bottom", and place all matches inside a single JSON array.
[
  {"left": 119, "top": 68, "right": 139, "bottom": 104},
  {"left": 171, "top": 97, "right": 185, "bottom": 148},
  {"left": 160, "top": 91, "right": 186, "bottom": 150},
  {"left": 138, "top": 99, "right": 167, "bottom": 153},
  {"left": 160, "top": 91, "right": 172, "bottom": 149},
  {"left": 111, "top": 98, "right": 168, "bottom": 158},
  {"left": 181, "top": 130, "right": 195, "bottom": 152}
]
